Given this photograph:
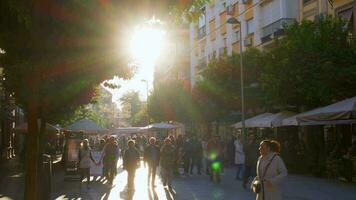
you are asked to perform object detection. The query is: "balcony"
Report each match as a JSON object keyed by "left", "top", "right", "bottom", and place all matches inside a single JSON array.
[
  {"left": 198, "top": 26, "right": 206, "bottom": 39},
  {"left": 261, "top": 18, "right": 295, "bottom": 43}
]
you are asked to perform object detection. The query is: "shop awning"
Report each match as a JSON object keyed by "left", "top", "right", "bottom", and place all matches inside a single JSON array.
[
  {"left": 14, "top": 122, "right": 60, "bottom": 135},
  {"left": 144, "top": 122, "right": 179, "bottom": 129},
  {"left": 232, "top": 113, "right": 274, "bottom": 128},
  {"left": 252, "top": 111, "right": 296, "bottom": 128},
  {"left": 65, "top": 119, "right": 108, "bottom": 134},
  {"left": 112, "top": 127, "right": 144, "bottom": 135},
  {"left": 297, "top": 96, "right": 356, "bottom": 125}
]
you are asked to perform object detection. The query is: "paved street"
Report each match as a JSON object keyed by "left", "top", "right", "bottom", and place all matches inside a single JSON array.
[
  {"left": 50, "top": 160, "right": 356, "bottom": 200},
  {"left": 1, "top": 159, "right": 356, "bottom": 200}
]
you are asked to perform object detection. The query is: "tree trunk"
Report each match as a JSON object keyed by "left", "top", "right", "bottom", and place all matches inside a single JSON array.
[
  {"left": 24, "top": 100, "right": 39, "bottom": 200},
  {"left": 38, "top": 118, "right": 47, "bottom": 200}
]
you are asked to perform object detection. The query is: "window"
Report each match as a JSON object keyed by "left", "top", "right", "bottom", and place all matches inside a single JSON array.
[
  {"left": 234, "top": 30, "right": 240, "bottom": 42},
  {"left": 246, "top": 18, "right": 254, "bottom": 34},
  {"left": 198, "top": 8, "right": 206, "bottom": 39},
  {"left": 198, "top": 9, "right": 206, "bottom": 29}
]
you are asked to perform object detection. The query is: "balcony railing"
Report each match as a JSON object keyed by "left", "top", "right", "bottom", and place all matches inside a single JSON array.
[{"left": 261, "top": 18, "right": 295, "bottom": 43}]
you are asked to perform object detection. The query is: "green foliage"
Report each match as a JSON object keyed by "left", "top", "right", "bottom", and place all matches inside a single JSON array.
[
  {"left": 120, "top": 90, "right": 142, "bottom": 118},
  {"left": 148, "top": 80, "right": 196, "bottom": 122},
  {"left": 193, "top": 48, "right": 265, "bottom": 122},
  {"left": 261, "top": 15, "right": 356, "bottom": 109},
  {"left": 59, "top": 105, "right": 108, "bottom": 128}
]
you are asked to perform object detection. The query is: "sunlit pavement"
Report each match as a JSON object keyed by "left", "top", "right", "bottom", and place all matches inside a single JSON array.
[{"left": 50, "top": 159, "right": 356, "bottom": 200}]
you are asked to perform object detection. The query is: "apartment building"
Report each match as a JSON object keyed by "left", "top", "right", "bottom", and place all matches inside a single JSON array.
[
  {"left": 300, "top": 0, "right": 355, "bottom": 34},
  {"left": 154, "top": 28, "right": 191, "bottom": 90},
  {"left": 189, "top": 0, "right": 356, "bottom": 87}
]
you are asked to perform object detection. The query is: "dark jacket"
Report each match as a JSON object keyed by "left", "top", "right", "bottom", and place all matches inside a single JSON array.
[
  {"left": 144, "top": 144, "right": 160, "bottom": 166},
  {"left": 123, "top": 147, "right": 140, "bottom": 170},
  {"left": 160, "top": 144, "right": 176, "bottom": 169},
  {"left": 244, "top": 141, "right": 259, "bottom": 166}
]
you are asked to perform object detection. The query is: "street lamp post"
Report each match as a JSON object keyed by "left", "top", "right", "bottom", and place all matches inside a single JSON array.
[
  {"left": 141, "top": 79, "right": 149, "bottom": 125},
  {"left": 227, "top": 17, "right": 245, "bottom": 138}
]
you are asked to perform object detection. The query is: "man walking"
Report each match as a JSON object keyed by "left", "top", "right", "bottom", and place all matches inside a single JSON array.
[
  {"left": 123, "top": 140, "right": 140, "bottom": 191},
  {"left": 144, "top": 137, "right": 160, "bottom": 187},
  {"left": 242, "top": 134, "right": 259, "bottom": 188},
  {"left": 100, "top": 136, "right": 118, "bottom": 185},
  {"left": 190, "top": 135, "right": 203, "bottom": 175}
]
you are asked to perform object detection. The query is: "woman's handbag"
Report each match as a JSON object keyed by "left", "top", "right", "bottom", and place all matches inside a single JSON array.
[{"left": 252, "top": 154, "right": 277, "bottom": 194}]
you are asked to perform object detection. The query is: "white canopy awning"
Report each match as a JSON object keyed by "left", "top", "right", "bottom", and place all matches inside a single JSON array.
[
  {"left": 112, "top": 127, "right": 144, "bottom": 135},
  {"left": 232, "top": 113, "right": 274, "bottom": 128},
  {"left": 297, "top": 96, "right": 356, "bottom": 125},
  {"left": 144, "top": 122, "right": 179, "bottom": 129},
  {"left": 253, "top": 111, "right": 296, "bottom": 128},
  {"left": 65, "top": 119, "right": 108, "bottom": 134}
]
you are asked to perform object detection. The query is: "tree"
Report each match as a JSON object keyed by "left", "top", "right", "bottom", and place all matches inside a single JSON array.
[
  {"left": 59, "top": 105, "right": 108, "bottom": 128},
  {"left": 119, "top": 90, "right": 143, "bottom": 125},
  {"left": 193, "top": 48, "right": 265, "bottom": 118},
  {"left": 261, "top": 15, "right": 356, "bottom": 110},
  {"left": 148, "top": 80, "right": 195, "bottom": 123},
  {"left": 0, "top": 1, "right": 208, "bottom": 198}
]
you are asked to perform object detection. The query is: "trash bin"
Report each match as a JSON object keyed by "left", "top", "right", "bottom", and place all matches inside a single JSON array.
[{"left": 42, "top": 154, "right": 52, "bottom": 200}]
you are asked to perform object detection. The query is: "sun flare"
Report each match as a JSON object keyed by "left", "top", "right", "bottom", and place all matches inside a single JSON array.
[{"left": 130, "top": 27, "right": 166, "bottom": 66}]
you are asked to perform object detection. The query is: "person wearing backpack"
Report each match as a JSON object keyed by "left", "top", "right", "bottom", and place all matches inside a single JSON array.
[{"left": 252, "top": 140, "right": 287, "bottom": 200}]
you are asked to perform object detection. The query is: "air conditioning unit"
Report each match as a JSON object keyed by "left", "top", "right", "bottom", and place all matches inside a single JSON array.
[
  {"left": 244, "top": 37, "right": 253, "bottom": 46},
  {"left": 226, "top": 5, "right": 235, "bottom": 15}
]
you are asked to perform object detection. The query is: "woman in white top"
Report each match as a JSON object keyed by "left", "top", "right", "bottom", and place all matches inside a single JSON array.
[
  {"left": 234, "top": 135, "right": 245, "bottom": 180},
  {"left": 79, "top": 139, "right": 97, "bottom": 188},
  {"left": 253, "top": 140, "right": 287, "bottom": 200}
]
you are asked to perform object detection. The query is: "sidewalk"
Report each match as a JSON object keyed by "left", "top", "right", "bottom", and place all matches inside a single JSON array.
[
  {"left": 50, "top": 162, "right": 356, "bottom": 200},
  {"left": 0, "top": 158, "right": 25, "bottom": 200}
]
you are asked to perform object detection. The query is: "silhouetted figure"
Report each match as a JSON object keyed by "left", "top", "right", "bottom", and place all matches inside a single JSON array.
[
  {"left": 160, "top": 138, "right": 176, "bottom": 189},
  {"left": 144, "top": 137, "right": 160, "bottom": 187},
  {"left": 242, "top": 134, "right": 259, "bottom": 188},
  {"left": 123, "top": 140, "right": 140, "bottom": 190},
  {"left": 100, "top": 136, "right": 118, "bottom": 185},
  {"left": 190, "top": 135, "right": 203, "bottom": 175}
]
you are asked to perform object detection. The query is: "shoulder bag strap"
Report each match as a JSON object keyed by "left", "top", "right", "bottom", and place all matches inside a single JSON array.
[{"left": 261, "top": 154, "right": 277, "bottom": 200}]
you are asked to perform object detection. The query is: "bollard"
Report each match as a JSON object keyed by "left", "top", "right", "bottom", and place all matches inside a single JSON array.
[{"left": 42, "top": 154, "right": 52, "bottom": 200}]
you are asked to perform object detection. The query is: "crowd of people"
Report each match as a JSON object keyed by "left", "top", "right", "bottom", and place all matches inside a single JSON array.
[{"left": 77, "top": 133, "right": 288, "bottom": 200}]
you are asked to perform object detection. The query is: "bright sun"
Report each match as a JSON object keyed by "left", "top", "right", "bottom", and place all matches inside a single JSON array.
[{"left": 130, "top": 27, "right": 166, "bottom": 66}]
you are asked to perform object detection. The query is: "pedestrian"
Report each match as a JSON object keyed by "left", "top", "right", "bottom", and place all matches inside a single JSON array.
[
  {"left": 234, "top": 135, "right": 245, "bottom": 180},
  {"left": 78, "top": 139, "right": 97, "bottom": 188},
  {"left": 144, "top": 137, "right": 160, "bottom": 187},
  {"left": 182, "top": 136, "right": 193, "bottom": 176},
  {"left": 206, "top": 135, "right": 223, "bottom": 182},
  {"left": 123, "top": 140, "right": 140, "bottom": 190},
  {"left": 190, "top": 135, "right": 203, "bottom": 175},
  {"left": 100, "top": 136, "right": 118, "bottom": 185},
  {"left": 160, "top": 138, "right": 176, "bottom": 190},
  {"left": 242, "top": 134, "right": 259, "bottom": 189},
  {"left": 252, "top": 140, "right": 287, "bottom": 200}
]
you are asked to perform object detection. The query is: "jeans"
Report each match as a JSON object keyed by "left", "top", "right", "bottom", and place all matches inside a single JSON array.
[
  {"left": 235, "top": 164, "right": 244, "bottom": 180},
  {"left": 243, "top": 165, "right": 256, "bottom": 186},
  {"left": 147, "top": 165, "right": 157, "bottom": 185},
  {"left": 190, "top": 157, "right": 202, "bottom": 174}
]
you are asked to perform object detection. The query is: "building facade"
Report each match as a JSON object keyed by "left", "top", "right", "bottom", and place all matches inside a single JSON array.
[
  {"left": 154, "top": 27, "right": 191, "bottom": 89},
  {"left": 189, "top": 0, "right": 356, "bottom": 87}
]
